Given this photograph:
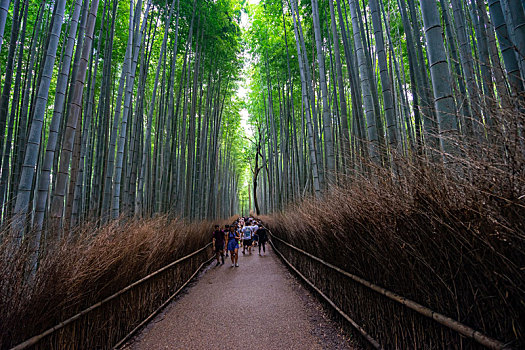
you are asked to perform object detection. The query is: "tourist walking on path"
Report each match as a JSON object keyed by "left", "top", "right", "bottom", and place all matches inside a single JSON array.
[
  {"left": 212, "top": 225, "right": 226, "bottom": 266},
  {"left": 242, "top": 221, "right": 256, "bottom": 255},
  {"left": 236, "top": 222, "right": 243, "bottom": 251},
  {"left": 227, "top": 225, "right": 241, "bottom": 267},
  {"left": 256, "top": 224, "right": 268, "bottom": 255}
]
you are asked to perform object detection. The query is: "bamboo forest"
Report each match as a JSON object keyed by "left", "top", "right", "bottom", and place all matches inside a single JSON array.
[{"left": 1, "top": 0, "right": 524, "bottom": 348}]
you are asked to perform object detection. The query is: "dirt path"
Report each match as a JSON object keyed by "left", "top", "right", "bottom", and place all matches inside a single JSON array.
[{"left": 125, "top": 245, "right": 354, "bottom": 350}]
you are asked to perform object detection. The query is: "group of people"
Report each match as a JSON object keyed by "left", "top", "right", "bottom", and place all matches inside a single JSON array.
[{"left": 211, "top": 217, "right": 268, "bottom": 267}]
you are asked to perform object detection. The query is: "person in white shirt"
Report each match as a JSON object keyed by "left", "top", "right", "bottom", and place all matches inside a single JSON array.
[{"left": 242, "top": 220, "right": 258, "bottom": 255}]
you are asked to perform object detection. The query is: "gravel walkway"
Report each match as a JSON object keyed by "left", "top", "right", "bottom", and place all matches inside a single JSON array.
[{"left": 124, "top": 245, "right": 354, "bottom": 350}]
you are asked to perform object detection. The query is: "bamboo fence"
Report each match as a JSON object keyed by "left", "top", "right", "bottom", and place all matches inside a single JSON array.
[
  {"left": 11, "top": 243, "right": 213, "bottom": 350},
  {"left": 269, "top": 233, "right": 511, "bottom": 350}
]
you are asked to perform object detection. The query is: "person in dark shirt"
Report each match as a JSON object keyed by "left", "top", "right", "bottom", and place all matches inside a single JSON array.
[
  {"left": 212, "top": 224, "right": 226, "bottom": 266},
  {"left": 257, "top": 225, "right": 268, "bottom": 255}
]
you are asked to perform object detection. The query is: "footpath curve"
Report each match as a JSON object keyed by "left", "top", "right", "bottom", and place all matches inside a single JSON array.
[{"left": 124, "top": 245, "right": 354, "bottom": 350}]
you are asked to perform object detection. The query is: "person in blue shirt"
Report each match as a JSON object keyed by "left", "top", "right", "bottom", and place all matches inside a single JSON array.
[{"left": 227, "top": 225, "right": 241, "bottom": 267}]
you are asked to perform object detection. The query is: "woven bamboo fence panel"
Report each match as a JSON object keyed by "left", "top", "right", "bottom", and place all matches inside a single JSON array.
[
  {"left": 270, "top": 234, "right": 508, "bottom": 350},
  {"left": 12, "top": 244, "right": 213, "bottom": 350}
]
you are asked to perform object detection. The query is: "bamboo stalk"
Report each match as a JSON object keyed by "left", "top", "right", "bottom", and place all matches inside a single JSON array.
[{"left": 269, "top": 233, "right": 509, "bottom": 350}]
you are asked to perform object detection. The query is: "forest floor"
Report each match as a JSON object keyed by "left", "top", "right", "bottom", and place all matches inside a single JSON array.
[{"left": 123, "top": 245, "right": 355, "bottom": 350}]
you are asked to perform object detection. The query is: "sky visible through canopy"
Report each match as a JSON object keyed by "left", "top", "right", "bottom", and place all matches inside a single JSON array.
[
  {"left": 237, "top": 0, "right": 260, "bottom": 199},
  {"left": 238, "top": 0, "right": 260, "bottom": 139}
]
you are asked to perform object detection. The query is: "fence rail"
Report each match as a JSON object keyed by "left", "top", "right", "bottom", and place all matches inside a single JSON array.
[
  {"left": 269, "top": 233, "right": 509, "bottom": 350},
  {"left": 11, "top": 243, "right": 213, "bottom": 350}
]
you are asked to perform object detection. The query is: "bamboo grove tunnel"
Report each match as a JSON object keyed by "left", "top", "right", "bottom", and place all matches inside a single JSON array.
[{"left": 0, "top": 0, "right": 524, "bottom": 348}]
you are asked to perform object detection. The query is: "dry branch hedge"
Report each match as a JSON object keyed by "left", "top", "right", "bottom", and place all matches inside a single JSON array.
[
  {"left": 0, "top": 216, "right": 222, "bottom": 349},
  {"left": 262, "top": 154, "right": 525, "bottom": 349}
]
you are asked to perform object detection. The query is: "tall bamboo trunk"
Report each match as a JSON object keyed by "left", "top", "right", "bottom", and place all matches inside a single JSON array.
[
  {"left": 311, "top": 0, "right": 335, "bottom": 183},
  {"left": 12, "top": 0, "right": 67, "bottom": 243},
  {"left": 0, "top": 0, "right": 21, "bottom": 166},
  {"left": 419, "top": 0, "right": 459, "bottom": 164},
  {"left": 0, "top": 0, "right": 10, "bottom": 53},
  {"left": 49, "top": 0, "right": 100, "bottom": 233},
  {"left": 369, "top": 0, "right": 398, "bottom": 158},
  {"left": 348, "top": 0, "right": 380, "bottom": 164},
  {"left": 289, "top": 0, "right": 321, "bottom": 196},
  {"left": 112, "top": 0, "right": 149, "bottom": 219}
]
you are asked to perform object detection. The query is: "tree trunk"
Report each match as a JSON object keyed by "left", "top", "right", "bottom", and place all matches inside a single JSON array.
[
  {"left": 419, "top": 0, "right": 459, "bottom": 164},
  {"left": 12, "top": 0, "right": 67, "bottom": 242},
  {"left": 49, "top": 0, "right": 100, "bottom": 232},
  {"left": 311, "top": 0, "right": 335, "bottom": 183}
]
